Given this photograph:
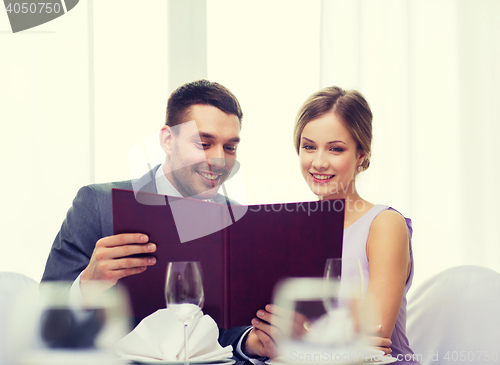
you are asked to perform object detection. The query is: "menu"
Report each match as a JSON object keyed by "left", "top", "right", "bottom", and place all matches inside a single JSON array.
[{"left": 112, "top": 188, "right": 344, "bottom": 328}]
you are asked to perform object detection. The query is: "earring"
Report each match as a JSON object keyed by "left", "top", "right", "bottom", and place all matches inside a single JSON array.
[{"left": 357, "top": 160, "right": 364, "bottom": 172}]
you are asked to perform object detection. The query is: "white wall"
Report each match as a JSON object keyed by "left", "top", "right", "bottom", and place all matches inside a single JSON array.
[
  {"left": 0, "top": 1, "right": 320, "bottom": 281},
  {"left": 319, "top": 0, "right": 500, "bottom": 289},
  {"left": 2, "top": 1, "right": 498, "bottom": 290},
  {"left": 92, "top": 0, "right": 169, "bottom": 184},
  {"left": 207, "top": 0, "right": 321, "bottom": 204},
  {"left": 0, "top": 0, "right": 171, "bottom": 281},
  {"left": 0, "top": 3, "right": 91, "bottom": 281}
]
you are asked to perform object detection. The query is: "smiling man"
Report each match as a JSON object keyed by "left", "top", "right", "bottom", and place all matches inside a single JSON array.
[
  {"left": 42, "top": 80, "right": 243, "bottom": 288},
  {"left": 41, "top": 80, "right": 273, "bottom": 360},
  {"left": 161, "top": 103, "right": 241, "bottom": 200}
]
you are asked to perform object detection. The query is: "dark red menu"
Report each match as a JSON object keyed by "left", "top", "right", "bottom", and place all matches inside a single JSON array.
[{"left": 112, "top": 188, "right": 344, "bottom": 329}]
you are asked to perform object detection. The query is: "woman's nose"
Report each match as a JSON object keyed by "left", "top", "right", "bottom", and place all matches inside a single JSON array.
[{"left": 312, "top": 151, "right": 329, "bottom": 170}]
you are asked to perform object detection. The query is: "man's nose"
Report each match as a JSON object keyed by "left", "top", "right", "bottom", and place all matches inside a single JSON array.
[{"left": 207, "top": 146, "right": 226, "bottom": 168}]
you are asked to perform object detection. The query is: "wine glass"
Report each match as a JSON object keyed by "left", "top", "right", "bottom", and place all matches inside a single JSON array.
[
  {"left": 272, "top": 277, "right": 362, "bottom": 363},
  {"left": 9, "top": 281, "right": 130, "bottom": 365},
  {"left": 323, "top": 258, "right": 365, "bottom": 347},
  {"left": 165, "top": 261, "right": 205, "bottom": 365},
  {"left": 324, "top": 258, "right": 364, "bottom": 301}
]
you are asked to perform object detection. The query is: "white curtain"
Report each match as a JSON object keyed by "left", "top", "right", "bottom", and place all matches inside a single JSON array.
[
  {"left": 0, "top": 0, "right": 169, "bottom": 281},
  {"left": 320, "top": 0, "right": 500, "bottom": 288}
]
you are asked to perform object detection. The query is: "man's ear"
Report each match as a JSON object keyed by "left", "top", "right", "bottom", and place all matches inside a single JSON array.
[{"left": 160, "top": 126, "right": 173, "bottom": 156}]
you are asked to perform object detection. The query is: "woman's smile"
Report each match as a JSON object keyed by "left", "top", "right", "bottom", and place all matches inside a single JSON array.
[{"left": 299, "top": 113, "right": 364, "bottom": 200}]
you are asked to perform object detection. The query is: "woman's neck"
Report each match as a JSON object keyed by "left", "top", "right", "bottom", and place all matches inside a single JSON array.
[{"left": 320, "top": 189, "right": 374, "bottom": 229}]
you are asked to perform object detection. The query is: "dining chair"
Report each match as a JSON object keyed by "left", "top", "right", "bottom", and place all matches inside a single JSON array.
[
  {"left": 407, "top": 265, "right": 500, "bottom": 365},
  {"left": 0, "top": 272, "right": 39, "bottom": 365}
]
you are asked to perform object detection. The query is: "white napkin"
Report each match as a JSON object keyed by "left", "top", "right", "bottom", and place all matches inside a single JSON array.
[{"left": 115, "top": 307, "right": 232, "bottom": 363}]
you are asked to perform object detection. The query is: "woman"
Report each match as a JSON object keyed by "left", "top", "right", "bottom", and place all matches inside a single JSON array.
[{"left": 245, "top": 87, "right": 419, "bottom": 364}]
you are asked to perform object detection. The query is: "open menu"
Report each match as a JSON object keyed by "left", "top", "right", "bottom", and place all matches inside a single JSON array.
[{"left": 112, "top": 188, "right": 344, "bottom": 328}]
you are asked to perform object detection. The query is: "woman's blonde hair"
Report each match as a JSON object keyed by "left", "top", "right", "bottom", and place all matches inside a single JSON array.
[{"left": 293, "top": 86, "right": 372, "bottom": 171}]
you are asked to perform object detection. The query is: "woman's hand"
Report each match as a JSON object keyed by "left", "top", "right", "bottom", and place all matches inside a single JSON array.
[
  {"left": 369, "top": 336, "right": 392, "bottom": 355},
  {"left": 244, "top": 304, "right": 280, "bottom": 359},
  {"left": 244, "top": 304, "right": 313, "bottom": 359},
  {"left": 367, "top": 326, "right": 392, "bottom": 355}
]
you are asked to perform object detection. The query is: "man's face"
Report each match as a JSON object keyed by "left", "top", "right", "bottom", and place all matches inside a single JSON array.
[{"left": 161, "top": 104, "right": 241, "bottom": 199}]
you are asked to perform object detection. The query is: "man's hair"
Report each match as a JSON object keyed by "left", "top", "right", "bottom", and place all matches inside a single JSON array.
[{"left": 165, "top": 79, "right": 243, "bottom": 128}]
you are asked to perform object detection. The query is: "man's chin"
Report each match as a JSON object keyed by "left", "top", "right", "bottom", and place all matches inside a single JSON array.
[{"left": 189, "top": 185, "right": 221, "bottom": 200}]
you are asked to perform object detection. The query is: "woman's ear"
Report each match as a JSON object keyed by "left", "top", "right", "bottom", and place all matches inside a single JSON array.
[
  {"left": 357, "top": 150, "right": 366, "bottom": 166},
  {"left": 159, "top": 126, "right": 173, "bottom": 156}
]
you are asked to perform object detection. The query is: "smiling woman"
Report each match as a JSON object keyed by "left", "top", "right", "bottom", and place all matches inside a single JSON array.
[
  {"left": 289, "top": 86, "right": 418, "bottom": 363},
  {"left": 294, "top": 88, "right": 373, "bottom": 205}
]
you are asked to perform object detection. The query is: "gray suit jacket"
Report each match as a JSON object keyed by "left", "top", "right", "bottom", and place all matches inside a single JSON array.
[
  {"left": 41, "top": 166, "right": 250, "bottom": 353},
  {"left": 42, "top": 165, "right": 231, "bottom": 282}
]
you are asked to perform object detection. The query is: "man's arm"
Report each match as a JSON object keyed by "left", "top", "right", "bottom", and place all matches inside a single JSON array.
[
  {"left": 42, "top": 185, "right": 156, "bottom": 290},
  {"left": 219, "top": 326, "right": 263, "bottom": 361}
]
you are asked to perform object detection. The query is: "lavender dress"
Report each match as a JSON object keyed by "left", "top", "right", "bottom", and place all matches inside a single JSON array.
[{"left": 343, "top": 205, "right": 420, "bottom": 364}]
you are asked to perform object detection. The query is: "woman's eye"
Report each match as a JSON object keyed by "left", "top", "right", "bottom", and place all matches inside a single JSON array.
[
  {"left": 331, "top": 147, "right": 344, "bottom": 153},
  {"left": 302, "top": 145, "right": 315, "bottom": 150}
]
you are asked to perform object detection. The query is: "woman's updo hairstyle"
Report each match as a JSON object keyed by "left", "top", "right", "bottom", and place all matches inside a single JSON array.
[{"left": 293, "top": 86, "right": 372, "bottom": 171}]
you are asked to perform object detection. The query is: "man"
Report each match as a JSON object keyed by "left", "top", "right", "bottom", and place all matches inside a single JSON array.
[{"left": 42, "top": 80, "right": 273, "bottom": 360}]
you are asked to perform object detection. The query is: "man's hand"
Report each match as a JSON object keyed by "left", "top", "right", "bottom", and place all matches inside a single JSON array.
[{"left": 81, "top": 233, "right": 157, "bottom": 290}]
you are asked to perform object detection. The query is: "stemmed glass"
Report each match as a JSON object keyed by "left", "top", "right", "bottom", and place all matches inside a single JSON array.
[
  {"left": 324, "top": 258, "right": 364, "bottom": 298},
  {"left": 165, "top": 261, "right": 205, "bottom": 365},
  {"left": 9, "top": 281, "right": 130, "bottom": 365},
  {"left": 323, "top": 258, "right": 365, "bottom": 347}
]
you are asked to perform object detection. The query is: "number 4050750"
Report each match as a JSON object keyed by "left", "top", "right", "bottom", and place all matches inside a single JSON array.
[
  {"left": 444, "top": 351, "right": 499, "bottom": 362},
  {"left": 5, "top": 2, "right": 62, "bottom": 14}
]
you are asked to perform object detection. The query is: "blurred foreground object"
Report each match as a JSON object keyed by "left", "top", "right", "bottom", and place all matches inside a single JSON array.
[
  {"left": 407, "top": 265, "right": 500, "bottom": 365},
  {"left": 0, "top": 272, "right": 38, "bottom": 365},
  {"left": 9, "top": 281, "right": 130, "bottom": 365},
  {"left": 271, "top": 277, "right": 384, "bottom": 364}
]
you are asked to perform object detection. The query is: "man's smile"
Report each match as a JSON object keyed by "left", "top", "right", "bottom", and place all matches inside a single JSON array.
[{"left": 197, "top": 170, "right": 224, "bottom": 186}]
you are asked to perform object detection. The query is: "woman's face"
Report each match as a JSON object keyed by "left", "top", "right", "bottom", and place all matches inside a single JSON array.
[{"left": 299, "top": 112, "right": 364, "bottom": 200}]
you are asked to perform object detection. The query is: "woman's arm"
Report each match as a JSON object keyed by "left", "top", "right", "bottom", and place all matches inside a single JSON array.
[{"left": 365, "top": 209, "right": 411, "bottom": 344}]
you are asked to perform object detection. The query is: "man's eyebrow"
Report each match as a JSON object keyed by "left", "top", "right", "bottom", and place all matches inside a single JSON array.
[
  {"left": 198, "top": 132, "right": 240, "bottom": 143},
  {"left": 198, "top": 132, "right": 216, "bottom": 139}
]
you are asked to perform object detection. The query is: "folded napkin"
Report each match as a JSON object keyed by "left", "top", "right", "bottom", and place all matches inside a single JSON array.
[{"left": 115, "top": 307, "right": 232, "bottom": 363}]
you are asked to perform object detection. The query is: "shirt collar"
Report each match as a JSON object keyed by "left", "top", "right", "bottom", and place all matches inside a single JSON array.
[
  {"left": 154, "top": 164, "right": 215, "bottom": 203},
  {"left": 155, "top": 164, "right": 183, "bottom": 198}
]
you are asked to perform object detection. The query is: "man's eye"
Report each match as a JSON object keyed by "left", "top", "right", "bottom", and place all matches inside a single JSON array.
[
  {"left": 224, "top": 146, "right": 237, "bottom": 153},
  {"left": 197, "top": 143, "right": 210, "bottom": 149}
]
